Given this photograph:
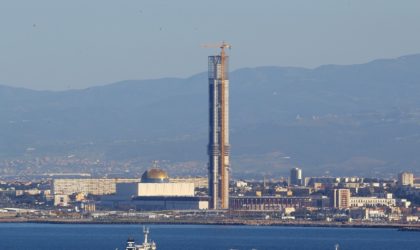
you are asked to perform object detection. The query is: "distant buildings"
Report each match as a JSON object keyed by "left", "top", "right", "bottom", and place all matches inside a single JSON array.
[
  {"left": 350, "top": 196, "right": 396, "bottom": 208},
  {"left": 2, "top": 163, "right": 419, "bottom": 224},
  {"left": 229, "top": 196, "right": 314, "bottom": 211},
  {"left": 398, "top": 172, "right": 414, "bottom": 186},
  {"left": 290, "top": 168, "right": 303, "bottom": 186},
  {"left": 170, "top": 177, "right": 208, "bottom": 189},
  {"left": 50, "top": 165, "right": 210, "bottom": 210},
  {"left": 54, "top": 194, "right": 70, "bottom": 207},
  {"left": 332, "top": 189, "right": 351, "bottom": 209},
  {"left": 52, "top": 178, "right": 139, "bottom": 196}
]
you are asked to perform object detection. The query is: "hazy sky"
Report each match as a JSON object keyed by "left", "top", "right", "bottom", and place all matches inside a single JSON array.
[{"left": 1, "top": 0, "right": 420, "bottom": 90}]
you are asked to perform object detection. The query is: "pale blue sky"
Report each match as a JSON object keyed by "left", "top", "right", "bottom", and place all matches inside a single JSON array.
[{"left": 1, "top": 0, "right": 420, "bottom": 90}]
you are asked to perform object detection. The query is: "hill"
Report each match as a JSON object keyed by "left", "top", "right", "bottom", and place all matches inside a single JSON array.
[{"left": 1, "top": 54, "right": 420, "bottom": 177}]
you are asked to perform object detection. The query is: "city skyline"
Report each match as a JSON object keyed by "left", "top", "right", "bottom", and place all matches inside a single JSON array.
[{"left": 1, "top": 2, "right": 420, "bottom": 249}]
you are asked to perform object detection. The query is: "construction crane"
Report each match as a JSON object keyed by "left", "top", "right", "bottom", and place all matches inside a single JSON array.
[{"left": 201, "top": 41, "right": 232, "bottom": 50}]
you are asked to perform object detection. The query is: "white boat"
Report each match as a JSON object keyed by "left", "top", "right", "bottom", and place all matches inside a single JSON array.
[{"left": 124, "top": 227, "right": 157, "bottom": 250}]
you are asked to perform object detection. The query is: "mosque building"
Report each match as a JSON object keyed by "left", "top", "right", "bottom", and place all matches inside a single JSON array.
[{"left": 100, "top": 168, "right": 208, "bottom": 211}]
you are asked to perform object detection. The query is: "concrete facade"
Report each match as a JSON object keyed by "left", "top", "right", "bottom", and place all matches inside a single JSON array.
[{"left": 52, "top": 178, "right": 138, "bottom": 196}]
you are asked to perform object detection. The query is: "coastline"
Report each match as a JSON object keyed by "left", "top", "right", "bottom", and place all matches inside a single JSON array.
[{"left": 0, "top": 217, "right": 419, "bottom": 230}]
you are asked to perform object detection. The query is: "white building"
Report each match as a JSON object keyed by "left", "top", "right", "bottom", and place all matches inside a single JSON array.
[
  {"left": 53, "top": 178, "right": 139, "bottom": 196},
  {"left": 398, "top": 172, "right": 414, "bottom": 186},
  {"left": 235, "top": 180, "right": 248, "bottom": 188},
  {"left": 116, "top": 182, "right": 194, "bottom": 198},
  {"left": 101, "top": 168, "right": 208, "bottom": 211},
  {"left": 350, "top": 196, "right": 396, "bottom": 208},
  {"left": 52, "top": 178, "right": 139, "bottom": 207}
]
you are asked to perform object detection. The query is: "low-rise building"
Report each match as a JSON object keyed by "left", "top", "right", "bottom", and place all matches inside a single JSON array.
[
  {"left": 229, "top": 196, "right": 314, "bottom": 211},
  {"left": 404, "top": 215, "right": 419, "bottom": 222},
  {"left": 52, "top": 178, "right": 139, "bottom": 196},
  {"left": 54, "top": 194, "right": 70, "bottom": 206},
  {"left": 170, "top": 177, "right": 208, "bottom": 189},
  {"left": 350, "top": 196, "right": 396, "bottom": 208}
]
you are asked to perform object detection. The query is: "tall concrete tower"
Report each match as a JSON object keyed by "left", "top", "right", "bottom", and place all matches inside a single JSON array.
[{"left": 207, "top": 42, "right": 231, "bottom": 209}]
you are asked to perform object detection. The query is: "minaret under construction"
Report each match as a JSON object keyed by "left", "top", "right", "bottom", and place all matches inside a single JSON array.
[{"left": 207, "top": 42, "right": 231, "bottom": 209}]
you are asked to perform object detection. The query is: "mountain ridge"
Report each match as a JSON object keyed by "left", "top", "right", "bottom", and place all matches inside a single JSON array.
[
  {"left": 2, "top": 52, "right": 419, "bottom": 92},
  {"left": 1, "top": 53, "right": 420, "bottom": 177}
]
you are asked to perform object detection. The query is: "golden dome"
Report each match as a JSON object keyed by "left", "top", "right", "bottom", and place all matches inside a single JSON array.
[
  {"left": 147, "top": 168, "right": 168, "bottom": 179},
  {"left": 141, "top": 168, "right": 169, "bottom": 183}
]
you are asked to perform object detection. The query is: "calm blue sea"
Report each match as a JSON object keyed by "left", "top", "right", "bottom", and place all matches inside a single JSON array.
[{"left": 0, "top": 223, "right": 419, "bottom": 250}]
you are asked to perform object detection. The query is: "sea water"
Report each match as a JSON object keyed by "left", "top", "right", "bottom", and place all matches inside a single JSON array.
[{"left": 0, "top": 223, "right": 419, "bottom": 250}]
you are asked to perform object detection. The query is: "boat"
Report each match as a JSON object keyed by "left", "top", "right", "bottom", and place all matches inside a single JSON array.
[{"left": 124, "top": 227, "right": 157, "bottom": 250}]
